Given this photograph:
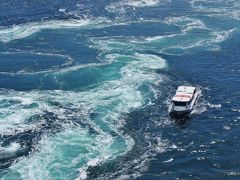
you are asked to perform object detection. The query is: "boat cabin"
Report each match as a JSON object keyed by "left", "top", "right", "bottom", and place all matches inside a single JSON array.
[{"left": 172, "top": 86, "right": 196, "bottom": 110}]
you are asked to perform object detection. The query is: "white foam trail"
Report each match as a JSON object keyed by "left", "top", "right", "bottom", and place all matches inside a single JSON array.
[
  {"left": 145, "top": 34, "right": 177, "bottom": 42},
  {"left": 190, "top": 89, "right": 208, "bottom": 115},
  {"left": 0, "top": 51, "right": 74, "bottom": 74},
  {"left": 137, "top": 17, "right": 236, "bottom": 55},
  {"left": 126, "top": 0, "right": 170, "bottom": 7},
  {"left": 223, "top": 125, "right": 231, "bottom": 130},
  {"left": 0, "top": 17, "right": 112, "bottom": 43},
  {"left": 164, "top": 16, "right": 209, "bottom": 33},
  {"left": 212, "top": 29, "right": 235, "bottom": 43},
  {"left": 0, "top": 17, "right": 165, "bottom": 44},
  {"left": 106, "top": 0, "right": 171, "bottom": 13},
  {"left": 0, "top": 142, "right": 20, "bottom": 153},
  {"left": 189, "top": 0, "right": 240, "bottom": 21},
  {"left": 231, "top": 109, "right": 240, "bottom": 112},
  {"left": 163, "top": 157, "right": 174, "bottom": 163},
  {"left": 59, "top": 8, "right": 66, "bottom": 13},
  {"left": 207, "top": 103, "right": 222, "bottom": 109}
]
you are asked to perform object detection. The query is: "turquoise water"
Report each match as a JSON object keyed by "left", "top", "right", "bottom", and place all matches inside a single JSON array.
[{"left": 0, "top": 0, "right": 240, "bottom": 179}]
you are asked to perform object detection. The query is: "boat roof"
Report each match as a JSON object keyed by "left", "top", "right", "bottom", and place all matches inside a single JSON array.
[{"left": 172, "top": 86, "right": 196, "bottom": 102}]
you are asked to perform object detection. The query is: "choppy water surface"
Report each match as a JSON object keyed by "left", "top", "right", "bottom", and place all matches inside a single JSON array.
[{"left": 0, "top": 0, "right": 240, "bottom": 179}]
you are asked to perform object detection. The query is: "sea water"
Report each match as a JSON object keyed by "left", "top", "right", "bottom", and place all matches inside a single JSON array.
[{"left": 0, "top": 0, "right": 240, "bottom": 179}]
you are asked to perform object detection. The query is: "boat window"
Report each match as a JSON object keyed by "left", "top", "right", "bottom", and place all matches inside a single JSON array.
[{"left": 173, "top": 101, "right": 187, "bottom": 106}]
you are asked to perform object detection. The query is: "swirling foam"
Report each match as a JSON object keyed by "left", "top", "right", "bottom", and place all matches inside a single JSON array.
[
  {"left": 138, "top": 17, "right": 236, "bottom": 55},
  {"left": 106, "top": 0, "right": 171, "bottom": 13},
  {"left": 189, "top": 0, "right": 240, "bottom": 20},
  {"left": 0, "top": 18, "right": 114, "bottom": 43},
  {"left": 1, "top": 35, "right": 167, "bottom": 179}
]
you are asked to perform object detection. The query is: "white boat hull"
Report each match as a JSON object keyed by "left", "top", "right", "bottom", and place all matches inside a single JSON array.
[{"left": 170, "top": 89, "right": 199, "bottom": 117}]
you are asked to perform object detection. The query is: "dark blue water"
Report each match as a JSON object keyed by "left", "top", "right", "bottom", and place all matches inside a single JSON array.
[{"left": 0, "top": 0, "right": 239, "bottom": 179}]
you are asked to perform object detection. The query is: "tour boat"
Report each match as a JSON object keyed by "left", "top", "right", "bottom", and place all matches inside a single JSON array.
[{"left": 170, "top": 86, "right": 198, "bottom": 117}]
